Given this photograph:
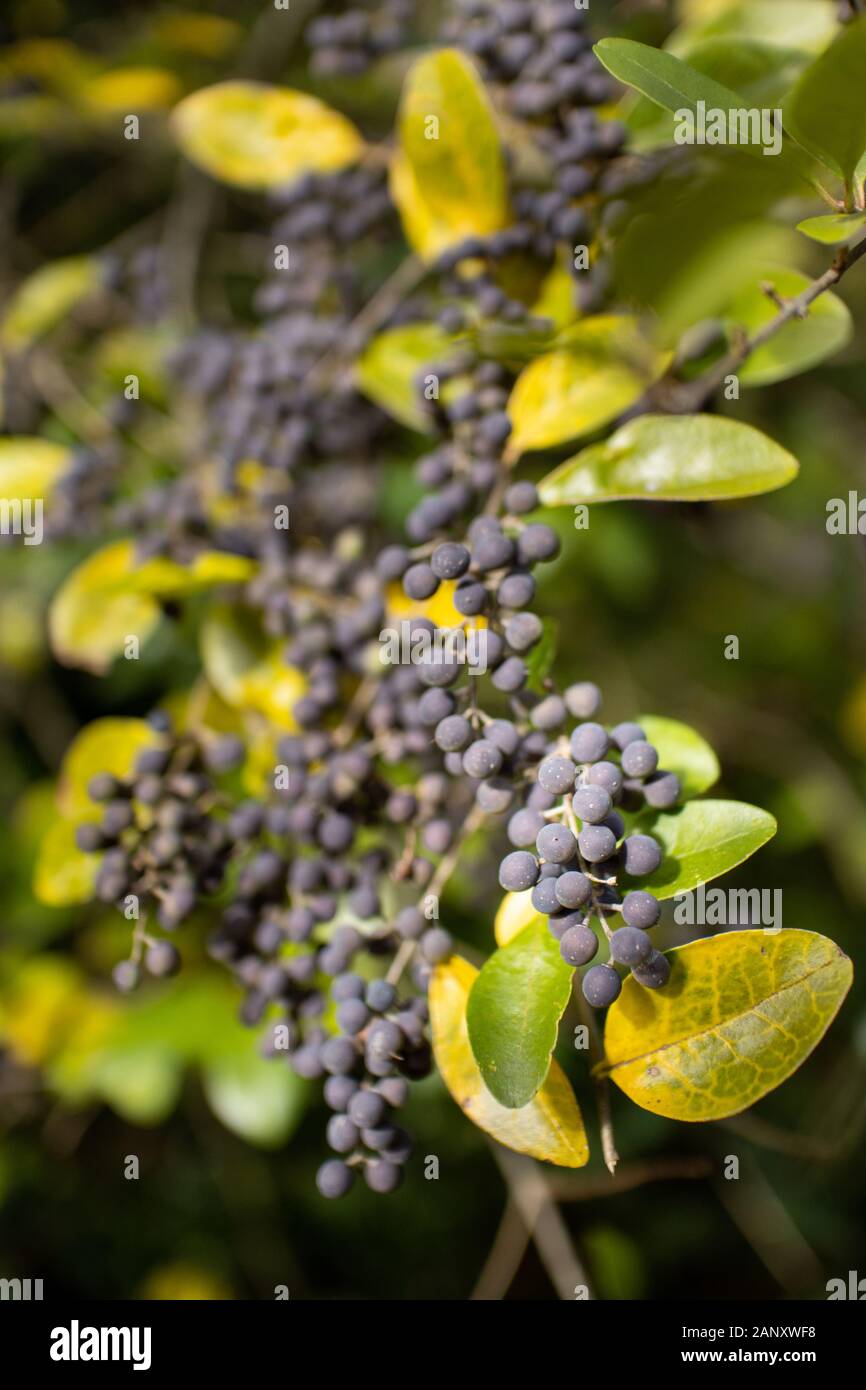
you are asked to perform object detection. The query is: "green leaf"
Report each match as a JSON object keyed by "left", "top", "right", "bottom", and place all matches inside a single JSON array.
[
  {"left": 604, "top": 929, "right": 852, "bottom": 1121},
  {"left": 431, "top": 955, "right": 588, "bottom": 1166},
  {"left": 726, "top": 267, "right": 852, "bottom": 386},
  {"left": 466, "top": 917, "right": 574, "bottom": 1109},
  {"left": 637, "top": 715, "right": 720, "bottom": 799},
  {"left": 355, "top": 323, "right": 458, "bottom": 431},
  {"left": 172, "top": 80, "right": 364, "bottom": 189},
  {"left": 201, "top": 602, "right": 307, "bottom": 729},
  {"left": 796, "top": 210, "right": 866, "bottom": 245},
  {"left": 202, "top": 1053, "right": 307, "bottom": 1147},
  {"left": 0, "top": 437, "right": 71, "bottom": 503},
  {"left": 784, "top": 16, "right": 866, "bottom": 185},
  {"left": 626, "top": 39, "right": 809, "bottom": 150},
  {"left": 89, "top": 1046, "right": 184, "bottom": 1126},
  {"left": 2, "top": 256, "right": 102, "bottom": 350},
  {"left": 525, "top": 616, "right": 558, "bottom": 694},
  {"left": 507, "top": 316, "right": 668, "bottom": 456},
  {"left": 539, "top": 415, "right": 799, "bottom": 506},
  {"left": 625, "top": 799, "right": 777, "bottom": 900},
  {"left": 670, "top": 1, "right": 839, "bottom": 56},
  {"left": 390, "top": 49, "right": 509, "bottom": 261}
]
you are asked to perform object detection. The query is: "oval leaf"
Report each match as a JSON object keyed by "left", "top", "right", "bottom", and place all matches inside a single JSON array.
[
  {"left": 0, "top": 437, "right": 71, "bottom": 503},
  {"left": 507, "top": 316, "right": 668, "bottom": 456},
  {"left": 33, "top": 819, "right": 97, "bottom": 907},
  {"left": 201, "top": 603, "right": 306, "bottom": 728},
  {"left": 390, "top": 49, "right": 509, "bottom": 261},
  {"left": 494, "top": 891, "right": 540, "bottom": 947},
  {"left": 466, "top": 917, "right": 574, "bottom": 1109},
  {"left": 637, "top": 714, "right": 720, "bottom": 799},
  {"left": 172, "top": 80, "right": 364, "bottom": 190},
  {"left": 539, "top": 415, "right": 799, "bottom": 506},
  {"left": 431, "top": 956, "right": 588, "bottom": 1167},
  {"left": 2, "top": 257, "right": 102, "bottom": 350},
  {"left": 727, "top": 267, "right": 852, "bottom": 386},
  {"left": 796, "top": 211, "right": 866, "bottom": 246},
  {"left": 49, "top": 541, "right": 162, "bottom": 674},
  {"left": 58, "top": 716, "right": 156, "bottom": 818},
  {"left": 604, "top": 929, "right": 852, "bottom": 1121},
  {"left": 202, "top": 1053, "right": 306, "bottom": 1148},
  {"left": 784, "top": 16, "right": 866, "bottom": 184},
  {"left": 625, "top": 799, "right": 777, "bottom": 900},
  {"left": 355, "top": 322, "right": 458, "bottom": 430}
]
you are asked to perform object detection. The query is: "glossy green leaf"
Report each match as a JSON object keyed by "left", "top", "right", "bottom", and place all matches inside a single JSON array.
[
  {"left": 604, "top": 929, "right": 852, "bottom": 1121},
  {"left": 202, "top": 1053, "right": 307, "bottom": 1147},
  {"left": 431, "top": 956, "right": 588, "bottom": 1166},
  {"left": 627, "top": 39, "right": 808, "bottom": 150},
  {"left": 796, "top": 210, "right": 866, "bottom": 245},
  {"left": 784, "top": 16, "right": 866, "bottom": 184},
  {"left": 355, "top": 323, "right": 458, "bottom": 431},
  {"left": 507, "top": 316, "right": 668, "bottom": 455},
  {"left": 172, "top": 81, "right": 364, "bottom": 189},
  {"left": 671, "top": 0, "right": 839, "bottom": 56},
  {"left": 390, "top": 49, "right": 509, "bottom": 261},
  {"left": 2, "top": 256, "right": 102, "bottom": 350},
  {"left": 727, "top": 267, "right": 852, "bottom": 385},
  {"left": 0, "top": 437, "right": 71, "bottom": 503},
  {"left": 466, "top": 917, "right": 574, "bottom": 1109},
  {"left": 624, "top": 799, "right": 777, "bottom": 900},
  {"left": 637, "top": 715, "right": 720, "bottom": 799},
  {"left": 539, "top": 415, "right": 799, "bottom": 506}
]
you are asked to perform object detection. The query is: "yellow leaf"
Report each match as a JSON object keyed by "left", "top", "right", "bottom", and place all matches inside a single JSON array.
[
  {"left": 0, "top": 437, "right": 71, "bottom": 503},
  {"left": 57, "top": 716, "right": 156, "bottom": 818},
  {"left": 430, "top": 956, "right": 589, "bottom": 1167},
  {"left": 2, "top": 257, "right": 102, "bottom": 350},
  {"left": 84, "top": 67, "right": 182, "bottom": 112},
  {"left": 33, "top": 819, "right": 98, "bottom": 907},
  {"left": 49, "top": 541, "right": 162, "bottom": 674},
  {"left": 507, "top": 316, "right": 669, "bottom": 456},
  {"left": 201, "top": 603, "right": 306, "bottom": 729},
  {"left": 603, "top": 929, "right": 852, "bottom": 1122},
  {"left": 386, "top": 579, "right": 487, "bottom": 634},
  {"left": 151, "top": 14, "right": 241, "bottom": 59},
  {"left": 494, "top": 890, "right": 539, "bottom": 946},
  {"left": 391, "top": 49, "right": 510, "bottom": 260},
  {"left": 172, "top": 80, "right": 364, "bottom": 190}
]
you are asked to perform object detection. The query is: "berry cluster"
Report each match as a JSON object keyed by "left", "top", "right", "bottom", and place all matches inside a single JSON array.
[
  {"left": 500, "top": 702, "right": 677, "bottom": 1005},
  {"left": 306, "top": 1, "right": 417, "bottom": 77}
]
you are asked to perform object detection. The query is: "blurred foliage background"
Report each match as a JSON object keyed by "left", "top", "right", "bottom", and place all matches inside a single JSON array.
[{"left": 1, "top": 0, "right": 865, "bottom": 1300}]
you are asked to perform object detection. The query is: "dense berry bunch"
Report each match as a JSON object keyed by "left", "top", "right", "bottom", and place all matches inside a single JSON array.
[
  {"left": 306, "top": 1, "right": 418, "bottom": 76},
  {"left": 499, "top": 703, "right": 677, "bottom": 1005}
]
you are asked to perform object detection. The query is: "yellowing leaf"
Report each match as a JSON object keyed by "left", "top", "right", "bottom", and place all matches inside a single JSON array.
[
  {"left": 494, "top": 891, "right": 539, "bottom": 946},
  {"left": 507, "top": 317, "right": 668, "bottom": 456},
  {"left": 33, "top": 819, "right": 98, "bottom": 907},
  {"left": 2, "top": 257, "right": 102, "bottom": 350},
  {"left": 355, "top": 323, "right": 458, "bottom": 431},
  {"left": 172, "top": 81, "right": 364, "bottom": 189},
  {"left": 603, "top": 929, "right": 852, "bottom": 1121},
  {"left": 84, "top": 67, "right": 182, "bottom": 112},
  {"left": 0, "top": 437, "right": 71, "bottom": 503},
  {"left": 391, "top": 49, "right": 509, "bottom": 260},
  {"left": 385, "top": 579, "right": 487, "bottom": 634},
  {"left": 50, "top": 541, "right": 162, "bottom": 674},
  {"left": 201, "top": 603, "right": 306, "bottom": 729},
  {"left": 151, "top": 14, "right": 241, "bottom": 59},
  {"left": 57, "top": 716, "right": 155, "bottom": 818},
  {"left": 430, "top": 956, "right": 588, "bottom": 1167}
]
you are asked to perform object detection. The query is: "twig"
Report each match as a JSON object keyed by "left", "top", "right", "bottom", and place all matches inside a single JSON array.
[
  {"left": 658, "top": 236, "right": 866, "bottom": 414},
  {"left": 489, "top": 1144, "right": 594, "bottom": 1300},
  {"left": 714, "top": 1159, "right": 825, "bottom": 1294},
  {"left": 470, "top": 1195, "right": 532, "bottom": 1300},
  {"left": 549, "top": 1154, "right": 714, "bottom": 1201},
  {"left": 575, "top": 987, "right": 619, "bottom": 1174}
]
